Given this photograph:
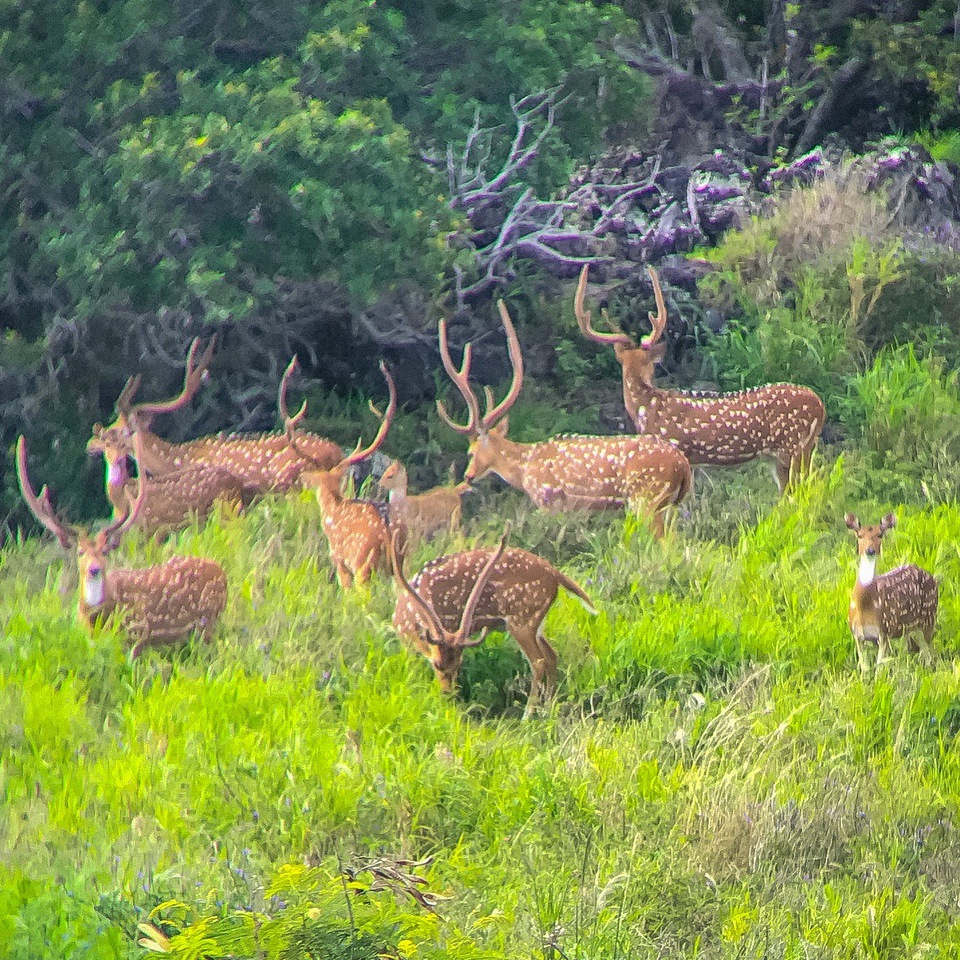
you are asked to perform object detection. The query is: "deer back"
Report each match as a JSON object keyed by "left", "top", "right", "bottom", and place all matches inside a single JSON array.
[
  {"left": 105, "top": 556, "right": 227, "bottom": 645},
  {"left": 874, "top": 565, "right": 939, "bottom": 639}
]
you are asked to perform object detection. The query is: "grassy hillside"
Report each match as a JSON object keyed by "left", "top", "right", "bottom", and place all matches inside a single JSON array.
[{"left": 2, "top": 443, "right": 960, "bottom": 958}]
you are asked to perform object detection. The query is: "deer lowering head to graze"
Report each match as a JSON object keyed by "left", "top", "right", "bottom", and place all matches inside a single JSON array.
[
  {"left": 437, "top": 298, "right": 692, "bottom": 538},
  {"left": 87, "top": 427, "right": 247, "bottom": 536},
  {"left": 296, "top": 362, "right": 398, "bottom": 589},
  {"left": 574, "top": 265, "right": 825, "bottom": 492},
  {"left": 89, "top": 340, "right": 342, "bottom": 492},
  {"left": 389, "top": 525, "right": 595, "bottom": 717},
  {"left": 844, "top": 513, "right": 938, "bottom": 673},
  {"left": 378, "top": 459, "right": 471, "bottom": 549},
  {"left": 17, "top": 436, "right": 227, "bottom": 659}
]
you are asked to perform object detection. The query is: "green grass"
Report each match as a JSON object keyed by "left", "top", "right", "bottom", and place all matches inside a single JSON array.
[{"left": 3, "top": 449, "right": 960, "bottom": 958}]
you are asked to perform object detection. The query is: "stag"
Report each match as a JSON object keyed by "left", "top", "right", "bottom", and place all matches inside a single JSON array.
[
  {"left": 574, "top": 265, "right": 825, "bottom": 492},
  {"left": 17, "top": 435, "right": 227, "bottom": 658},
  {"left": 293, "top": 362, "right": 398, "bottom": 588},
  {"left": 437, "top": 299, "right": 691, "bottom": 537},
  {"left": 88, "top": 338, "right": 342, "bottom": 492},
  {"left": 389, "top": 526, "right": 595, "bottom": 717},
  {"left": 845, "top": 513, "right": 938, "bottom": 673},
  {"left": 87, "top": 427, "right": 247, "bottom": 535}
]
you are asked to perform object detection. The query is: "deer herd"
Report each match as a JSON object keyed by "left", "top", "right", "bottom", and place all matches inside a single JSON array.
[{"left": 15, "top": 268, "right": 940, "bottom": 712}]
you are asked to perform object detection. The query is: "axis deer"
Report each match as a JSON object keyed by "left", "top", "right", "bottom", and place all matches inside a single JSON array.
[
  {"left": 295, "top": 362, "right": 398, "bottom": 588},
  {"left": 389, "top": 525, "right": 595, "bottom": 718},
  {"left": 17, "top": 436, "right": 227, "bottom": 659},
  {"left": 88, "top": 339, "right": 342, "bottom": 492},
  {"left": 573, "top": 265, "right": 825, "bottom": 492},
  {"left": 87, "top": 427, "right": 247, "bottom": 536},
  {"left": 845, "top": 513, "right": 938, "bottom": 673},
  {"left": 437, "top": 299, "right": 692, "bottom": 538},
  {"left": 378, "top": 460, "right": 471, "bottom": 548}
]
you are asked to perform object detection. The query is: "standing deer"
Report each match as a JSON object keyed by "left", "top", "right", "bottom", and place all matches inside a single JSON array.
[
  {"left": 294, "top": 362, "right": 398, "bottom": 588},
  {"left": 378, "top": 460, "right": 471, "bottom": 548},
  {"left": 87, "top": 427, "right": 247, "bottom": 536},
  {"left": 574, "top": 265, "right": 825, "bottom": 492},
  {"left": 17, "top": 436, "right": 227, "bottom": 659},
  {"left": 389, "top": 525, "right": 595, "bottom": 717},
  {"left": 437, "top": 299, "right": 692, "bottom": 538},
  {"left": 88, "top": 338, "right": 342, "bottom": 492},
  {"left": 845, "top": 513, "right": 938, "bottom": 673}
]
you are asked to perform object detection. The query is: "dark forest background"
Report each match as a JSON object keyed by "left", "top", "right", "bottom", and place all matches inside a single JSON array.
[{"left": 4, "top": 0, "right": 960, "bottom": 523}]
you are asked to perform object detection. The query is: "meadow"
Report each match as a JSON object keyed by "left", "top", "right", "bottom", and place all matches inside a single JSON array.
[{"left": 2, "top": 432, "right": 960, "bottom": 958}]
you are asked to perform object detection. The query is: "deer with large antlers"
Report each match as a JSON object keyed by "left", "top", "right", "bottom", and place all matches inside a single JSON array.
[
  {"left": 378, "top": 460, "right": 471, "bottom": 549},
  {"left": 87, "top": 427, "right": 248, "bottom": 536},
  {"left": 389, "top": 525, "right": 594, "bottom": 718},
  {"left": 574, "top": 265, "right": 825, "bottom": 492},
  {"left": 88, "top": 339, "right": 342, "bottom": 493},
  {"left": 17, "top": 436, "right": 227, "bottom": 658},
  {"left": 295, "top": 362, "right": 398, "bottom": 589},
  {"left": 437, "top": 299, "right": 692, "bottom": 538},
  {"left": 845, "top": 513, "right": 938, "bottom": 673}
]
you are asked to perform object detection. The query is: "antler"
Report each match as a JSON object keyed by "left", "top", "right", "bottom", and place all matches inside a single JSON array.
[
  {"left": 642, "top": 267, "right": 668, "bottom": 350},
  {"left": 15, "top": 436, "right": 77, "bottom": 549},
  {"left": 436, "top": 318, "right": 481, "bottom": 435},
  {"left": 389, "top": 524, "right": 510, "bottom": 648},
  {"left": 573, "top": 265, "right": 633, "bottom": 347},
  {"left": 278, "top": 355, "right": 308, "bottom": 431},
  {"left": 100, "top": 431, "right": 150, "bottom": 547},
  {"left": 113, "top": 374, "right": 143, "bottom": 416},
  {"left": 343, "top": 361, "right": 397, "bottom": 467},
  {"left": 124, "top": 336, "right": 217, "bottom": 421},
  {"left": 480, "top": 303, "right": 525, "bottom": 430}
]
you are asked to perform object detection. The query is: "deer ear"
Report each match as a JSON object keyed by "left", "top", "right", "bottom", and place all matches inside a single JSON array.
[
  {"left": 491, "top": 417, "right": 509, "bottom": 437},
  {"left": 844, "top": 513, "right": 860, "bottom": 531},
  {"left": 882, "top": 513, "right": 897, "bottom": 531},
  {"left": 648, "top": 342, "right": 667, "bottom": 364}
]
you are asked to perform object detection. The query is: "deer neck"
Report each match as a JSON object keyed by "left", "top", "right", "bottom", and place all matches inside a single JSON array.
[
  {"left": 386, "top": 486, "right": 406, "bottom": 505},
  {"left": 851, "top": 555, "right": 880, "bottom": 616},
  {"left": 623, "top": 374, "right": 657, "bottom": 429},
  {"left": 313, "top": 470, "right": 347, "bottom": 514},
  {"left": 105, "top": 456, "right": 130, "bottom": 510},
  {"left": 135, "top": 429, "right": 189, "bottom": 473},
  {"left": 481, "top": 434, "right": 529, "bottom": 490}
]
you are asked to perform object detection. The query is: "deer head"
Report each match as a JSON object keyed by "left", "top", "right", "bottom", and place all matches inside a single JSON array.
[
  {"left": 18, "top": 435, "right": 147, "bottom": 607},
  {"left": 574, "top": 264, "right": 667, "bottom": 393},
  {"left": 389, "top": 525, "right": 509, "bottom": 693},
  {"left": 437, "top": 302, "right": 524, "bottom": 483},
  {"left": 845, "top": 513, "right": 897, "bottom": 559}
]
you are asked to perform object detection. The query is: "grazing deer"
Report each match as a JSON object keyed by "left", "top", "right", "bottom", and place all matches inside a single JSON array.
[
  {"left": 295, "top": 362, "right": 398, "bottom": 588},
  {"left": 88, "top": 338, "right": 342, "bottom": 492},
  {"left": 437, "top": 299, "right": 692, "bottom": 538},
  {"left": 845, "top": 513, "right": 938, "bottom": 673},
  {"left": 389, "top": 525, "right": 595, "bottom": 718},
  {"left": 17, "top": 436, "right": 227, "bottom": 659},
  {"left": 573, "top": 265, "right": 825, "bottom": 492},
  {"left": 378, "top": 459, "right": 471, "bottom": 548},
  {"left": 87, "top": 427, "right": 247, "bottom": 536}
]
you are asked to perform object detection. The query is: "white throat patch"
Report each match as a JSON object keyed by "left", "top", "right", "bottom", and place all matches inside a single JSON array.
[
  {"left": 857, "top": 554, "right": 876, "bottom": 587},
  {"left": 107, "top": 460, "right": 123, "bottom": 486},
  {"left": 84, "top": 574, "right": 105, "bottom": 607}
]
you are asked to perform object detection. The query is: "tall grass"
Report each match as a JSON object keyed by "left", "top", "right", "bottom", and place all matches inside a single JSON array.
[{"left": 2, "top": 431, "right": 960, "bottom": 958}]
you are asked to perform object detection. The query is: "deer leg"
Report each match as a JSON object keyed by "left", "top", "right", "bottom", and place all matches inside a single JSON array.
[
  {"left": 511, "top": 622, "right": 551, "bottom": 720},
  {"left": 854, "top": 634, "right": 871, "bottom": 675},
  {"left": 335, "top": 560, "right": 354, "bottom": 589}
]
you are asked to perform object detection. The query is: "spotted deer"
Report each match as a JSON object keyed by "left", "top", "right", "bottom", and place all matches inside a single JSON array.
[
  {"left": 88, "top": 338, "right": 342, "bottom": 492},
  {"left": 437, "top": 299, "right": 692, "bottom": 538},
  {"left": 574, "top": 265, "right": 825, "bottom": 492},
  {"left": 845, "top": 513, "right": 938, "bottom": 673},
  {"left": 87, "top": 427, "right": 247, "bottom": 536},
  {"left": 295, "top": 362, "right": 398, "bottom": 588},
  {"left": 17, "top": 436, "right": 227, "bottom": 658},
  {"left": 389, "top": 525, "right": 595, "bottom": 717},
  {"left": 378, "top": 459, "right": 471, "bottom": 548}
]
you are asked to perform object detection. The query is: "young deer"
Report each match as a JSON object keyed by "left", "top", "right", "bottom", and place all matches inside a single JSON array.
[
  {"left": 87, "top": 427, "right": 247, "bottom": 536},
  {"left": 574, "top": 265, "right": 825, "bottom": 492},
  {"left": 389, "top": 526, "right": 595, "bottom": 717},
  {"left": 89, "top": 338, "right": 342, "bottom": 492},
  {"left": 17, "top": 436, "right": 227, "bottom": 659},
  {"left": 845, "top": 513, "right": 938, "bottom": 673},
  {"left": 378, "top": 459, "right": 471, "bottom": 548},
  {"left": 438, "top": 299, "right": 692, "bottom": 538},
  {"left": 294, "top": 362, "right": 398, "bottom": 589}
]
